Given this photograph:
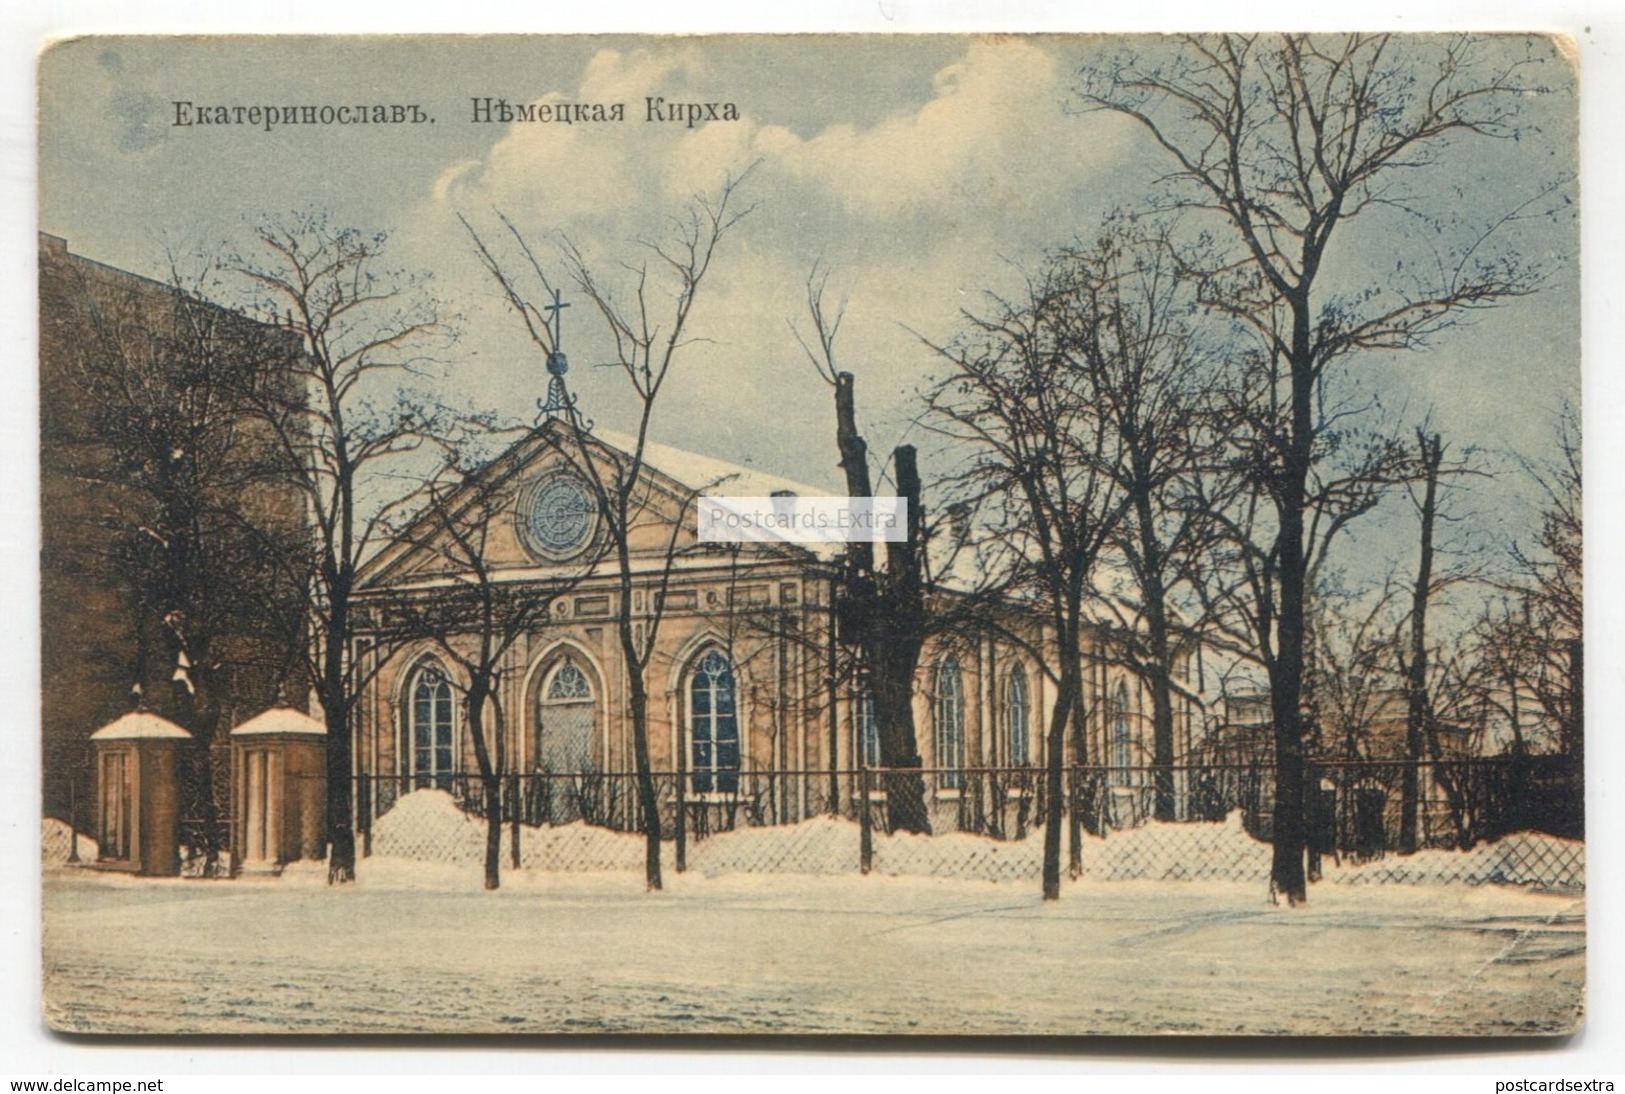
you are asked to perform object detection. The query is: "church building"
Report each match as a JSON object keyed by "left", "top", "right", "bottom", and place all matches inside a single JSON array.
[{"left": 347, "top": 418, "right": 1205, "bottom": 832}]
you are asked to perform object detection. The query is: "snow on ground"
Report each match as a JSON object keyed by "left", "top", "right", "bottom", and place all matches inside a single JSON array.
[
  {"left": 43, "top": 864, "right": 1583, "bottom": 1036},
  {"left": 41, "top": 818, "right": 96, "bottom": 866},
  {"left": 363, "top": 791, "right": 1585, "bottom": 890}
]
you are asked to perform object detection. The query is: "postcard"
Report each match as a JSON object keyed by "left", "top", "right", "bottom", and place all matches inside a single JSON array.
[{"left": 38, "top": 33, "right": 1583, "bottom": 1036}]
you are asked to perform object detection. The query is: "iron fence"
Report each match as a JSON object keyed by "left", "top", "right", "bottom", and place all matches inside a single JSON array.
[
  {"left": 47, "top": 754, "right": 1583, "bottom": 891},
  {"left": 338, "top": 758, "right": 1582, "bottom": 890}
]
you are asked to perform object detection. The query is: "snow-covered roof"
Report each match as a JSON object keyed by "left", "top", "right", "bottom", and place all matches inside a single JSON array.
[
  {"left": 595, "top": 429, "right": 837, "bottom": 500},
  {"left": 90, "top": 711, "right": 191, "bottom": 741},
  {"left": 231, "top": 707, "right": 327, "bottom": 737},
  {"left": 591, "top": 429, "right": 850, "bottom": 562}
]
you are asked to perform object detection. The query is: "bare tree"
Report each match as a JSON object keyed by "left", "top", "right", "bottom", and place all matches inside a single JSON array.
[
  {"left": 226, "top": 213, "right": 454, "bottom": 882},
  {"left": 791, "top": 268, "right": 934, "bottom": 833},
  {"left": 1040, "top": 218, "right": 1228, "bottom": 822},
  {"left": 1391, "top": 428, "right": 1487, "bottom": 850},
  {"left": 1077, "top": 34, "right": 1555, "bottom": 902},
  {"left": 464, "top": 172, "right": 752, "bottom": 891},
  {"left": 924, "top": 264, "right": 1127, "bottom": 901},
  {"left": 1304, "top": 578, "right": 1402, "bottom": 766},
  {"left": 376, "top": 439, "right": 600, "bottom": 889},
  {"left": 1509, "top": 403, "right": 1582, "bottom": 760},
  {"left": 45, "top": 254, "right": 307, "bottom": 870}
]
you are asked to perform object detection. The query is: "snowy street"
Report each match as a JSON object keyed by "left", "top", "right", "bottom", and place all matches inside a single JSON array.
[{"left": 42, "top": 865, "right": 1584, "bottom": 1037}]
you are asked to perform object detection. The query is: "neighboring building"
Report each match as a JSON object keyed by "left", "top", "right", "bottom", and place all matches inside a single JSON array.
[
  {"left": 39, "top": 234, "right": 304, "bottom": 822},
  {"left": 349, "top": 420, "right": 1205, "bottom": 832}
]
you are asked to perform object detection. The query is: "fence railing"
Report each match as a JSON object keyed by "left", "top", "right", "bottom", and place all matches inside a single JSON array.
[
  {"left": 338, "top": 757, "right": 1582, "bottom": 889},
  {"left": 48, "top": 753, "right": 1583, "bottom": 889}
]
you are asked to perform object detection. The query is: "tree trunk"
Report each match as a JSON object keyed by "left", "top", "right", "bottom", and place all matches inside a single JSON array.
[
  {"left": 1067, "top": 688, "right": 1087, "bottom": 880},
  {"left": 1401, "top": 432, "right": 1442, "bottom": 854},
  {"left": 1144, "top": 592, "right": 1178, "bottom": 822},
  {"left": 878, "top": 445, "right": 931, "bottom": 833},
  {"left": 465, "top": 678, "right": 503, "bottom": 891},
  {"left": 1040, "top": 659, "right": 1079, "bottom": 897},
  {"left": 483, "top": 776, "right": 503, "bottom": 890},
  {"left": 1042, "top": 651, "right": 1082, "bottom": 901},
  {"left": 871, "top": 638, "right": 930, "bottom": 834},
  {"left": 1269, "top": 307, "right": 1315, "bottom": 906},
  {"left": 627, "top": 668, "right": 663, "bottom": 891},
  {"left": 830, "top": 376, "right": 933, "bottom": 831},
  {"left": 323, "top": 603, "right": 356, "bottom": 884}
]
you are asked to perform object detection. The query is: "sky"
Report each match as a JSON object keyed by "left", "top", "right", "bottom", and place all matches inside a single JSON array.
[
  {"left": 10, "top": 3, "right": 1624, "bottom": 1080},
  {"left": 32, "top": 32, "right": 1586, "bottom": 667},
  {"left": 37, "top": 35, "right": 1579, "bottom": 565}
]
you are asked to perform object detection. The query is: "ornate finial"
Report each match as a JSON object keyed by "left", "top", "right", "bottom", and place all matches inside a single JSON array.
[
  {"left": 130, "top": 681, "right": 145, "bottom": 712},
  {"left": 538, "top": 288, "right": 577, "bottom": 421}
]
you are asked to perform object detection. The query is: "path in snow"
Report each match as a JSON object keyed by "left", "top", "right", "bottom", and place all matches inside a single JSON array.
[{"left": 42, "top": 869, "right": 1583, "bottom": 1036}]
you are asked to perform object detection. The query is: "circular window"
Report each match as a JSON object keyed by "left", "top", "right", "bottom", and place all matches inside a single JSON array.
[{"left": 518, "top": 473, "right": 598, "bottom": 561}]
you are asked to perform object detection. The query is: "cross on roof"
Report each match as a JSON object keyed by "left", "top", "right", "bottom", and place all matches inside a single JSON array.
[{"left": 544, "top": 287, "right": 570, "bottom": 351}]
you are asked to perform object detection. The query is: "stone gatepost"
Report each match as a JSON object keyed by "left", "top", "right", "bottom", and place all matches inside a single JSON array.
[
  {"left": 89, "top": 711, "right": 190, "bottom": 877},
  {"left": 230, "top": 707, "right": 328, "bottom": 873}
]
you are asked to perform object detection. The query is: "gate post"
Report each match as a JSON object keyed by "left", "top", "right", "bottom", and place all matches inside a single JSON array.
[
  {"left": 509, "top": 774, "right": 521, "bottom": 870},
  {"left": 859, "top": 766, "right": 873, "bottom": 875},
  {"left": 230, "top": 706, "right": 327, "bottom": 874},
  {"left": 675, "top": 765, "right": 688, "bottom": 873},
  {"left": 90, "top": 710, "right": 190, "bottom": 877}
]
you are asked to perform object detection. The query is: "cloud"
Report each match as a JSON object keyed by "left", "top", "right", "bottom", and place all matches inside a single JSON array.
[
  {"left": 419, "top": 39, "right": 1136, "bottom": 468},
  {"left": 758, "top": 40, "right": 1111, "bottom": 219},
  {"left": 433, "top": 39, "right": 1127, "bottom": 233}
]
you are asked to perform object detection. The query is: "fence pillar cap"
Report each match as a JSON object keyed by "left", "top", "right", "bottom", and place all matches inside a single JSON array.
[
  {"left": 90, "top": 712, "right": 190, "bottom": 741},
  {"left": 231, "top": 707, "right": 327, "bottom": 737}
]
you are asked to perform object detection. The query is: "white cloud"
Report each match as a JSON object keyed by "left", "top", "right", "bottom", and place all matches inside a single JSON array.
[
  {"left": 418, "top": 39, "right": 1135, "bottom": 468},
  {"left": 758, "top": 39, "right": 1111, "bottom": 219}
]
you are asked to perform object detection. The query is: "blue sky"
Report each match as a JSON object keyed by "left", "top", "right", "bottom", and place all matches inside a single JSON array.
[{"left": 36, "top": 33, "right": 1580, "bottom": 614}]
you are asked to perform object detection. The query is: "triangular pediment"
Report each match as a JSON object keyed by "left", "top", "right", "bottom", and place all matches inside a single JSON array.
[{"left": 358, "top": 420, "right": 821, "bottom": 592}]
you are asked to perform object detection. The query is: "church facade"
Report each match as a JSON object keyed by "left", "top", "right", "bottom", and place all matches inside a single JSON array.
[{"left": 347, "top": 420, "right": 1204, "bottom": 830}]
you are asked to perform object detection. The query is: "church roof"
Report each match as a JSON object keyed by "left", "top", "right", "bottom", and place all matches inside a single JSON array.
[
  {"left": 231, "top": 707, "right": 327, "bottom": 737},
  {"left": 358, "top": 419, "right": 846, "bottom": 588},
  {"left": 90, "top": 711, "right": 191, "bottom": 740},
  {"left": 595, "top": 429, "right": 837, "bottom": 501}
]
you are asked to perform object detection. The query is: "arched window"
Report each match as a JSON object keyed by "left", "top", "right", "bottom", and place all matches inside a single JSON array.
[
  {"left": 856, "top": 687, "right": 880, "bottom": 768},
  {"left": 935, "top": 655, "right": 965, "bottom": 789},
  {"left": 537, "top": 658, "right": 595, "bottom": 774},
  {"left": 1006, "top": 667, "right": 1030, "bottom": 766},
  {"left": 1111, "top": 679, "right": 1133, "bottom": 779},
  {"left": 409, "top": 663, "right": 456, "bottom": 790},
  {"left": 688, "top": 648, "right": 740, "bottom": 794}
]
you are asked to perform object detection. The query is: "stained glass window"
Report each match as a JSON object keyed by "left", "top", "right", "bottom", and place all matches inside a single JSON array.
[
  {"left": 689, "top": 648, "right": 740, "bottom": 794},
  {"left": 524, "top": 475, "right": 595, "bottom": 558},
  {"left": 538, "top": 657, "right": 594, "bottom": 778},
  {"left": 1112, "top": 680, "right": 1133, "bottom": 779},
  {"left": 1006, "top": 668, "right": 1030, "bottom": 766},
  {"left": 935, "top": 655, "right": 965, "bottom": 789},
  {"left": 411, "top": 664, "right": 455, "bottom": 790},
  {"left": 547, "top": 659, "right": 592, "bottom": 701},
  {"left": 856, "top": 687, "right": 880, "bottom": 768}
]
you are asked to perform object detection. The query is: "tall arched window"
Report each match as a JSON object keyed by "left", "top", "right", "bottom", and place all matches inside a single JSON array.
[
  {"left": 409, "top": 663, "right": 456, "bottom": 790},
  {"left": 1006, "top": 667, "right": 1030, "bottom": 766},
  {"left": 537, "top": 658, "right": 595, "bottom": 774},
  {"left": 689, "top": 648, "right": 740, "bottom": 793},
  {"left": 935, "top": 655, "right": 965, "bottom": 789},
  {"left": 855, "top": 687, "right": 880, "bottom": 768},
  {"left": 1111, "top": 679, "right": 1133, "bottom": 780}
]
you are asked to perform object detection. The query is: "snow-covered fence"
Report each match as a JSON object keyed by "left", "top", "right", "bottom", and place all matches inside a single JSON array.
[{"left": 355, "top": 786, "right": 1582, "bottom": 892}]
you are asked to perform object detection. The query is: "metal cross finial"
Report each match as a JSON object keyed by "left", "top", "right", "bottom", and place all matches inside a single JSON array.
[
  {"left": 538, "top": 288, "right": 577, "bottom": 420},
  {"left": 544, "top": 287, "right": 570, "bottom": 353}
]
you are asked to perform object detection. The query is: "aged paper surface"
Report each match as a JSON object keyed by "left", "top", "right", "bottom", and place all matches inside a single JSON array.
[{"left": 38, "top": 33, "right": 1582, "bottom": 1036}]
